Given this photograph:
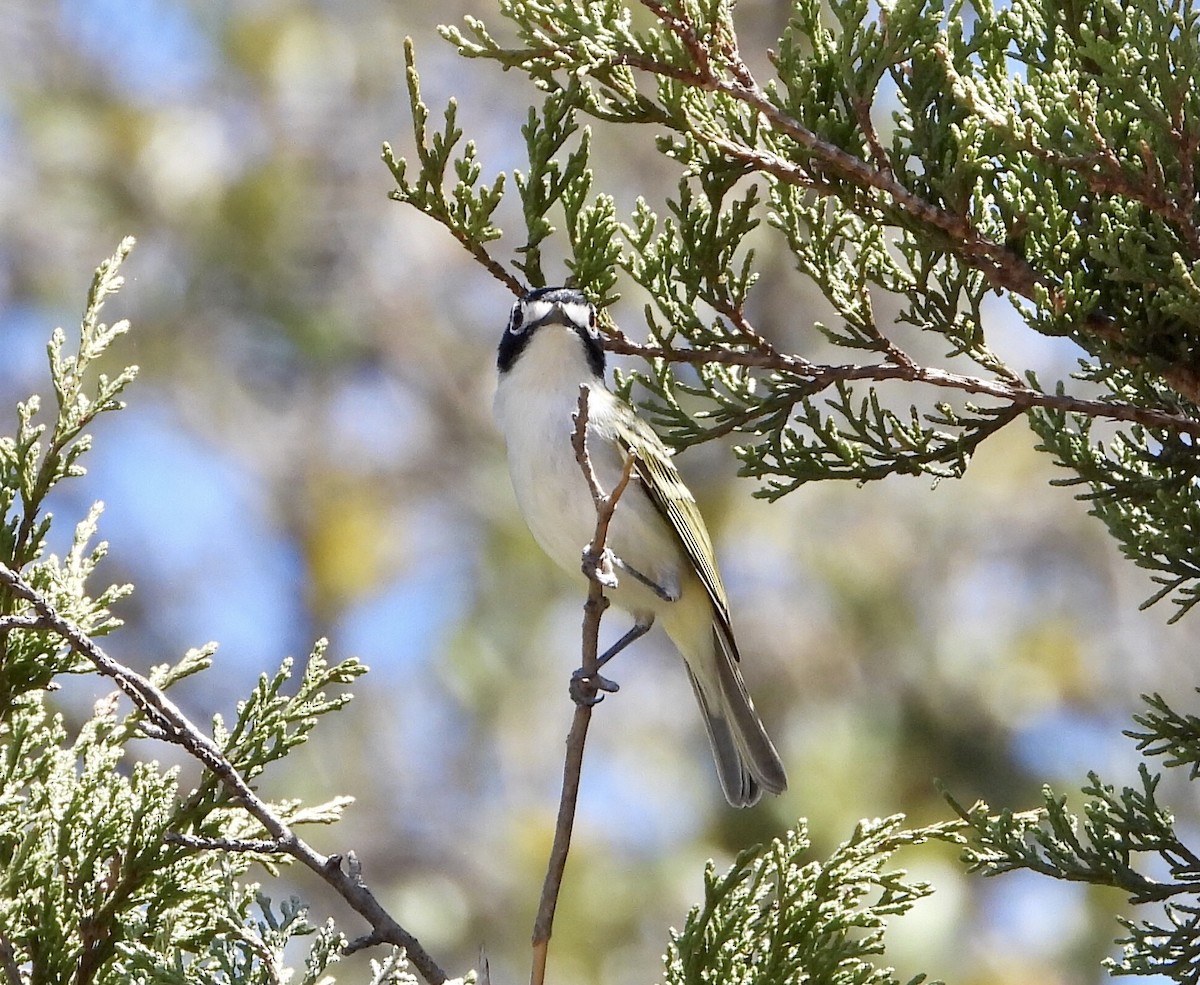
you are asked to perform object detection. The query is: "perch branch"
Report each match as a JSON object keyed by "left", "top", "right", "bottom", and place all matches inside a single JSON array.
[{"left": 530, "top": 386, "right": 637, "bottom": 985}]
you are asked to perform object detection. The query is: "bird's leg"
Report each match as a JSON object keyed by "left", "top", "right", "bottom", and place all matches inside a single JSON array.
[
  {"left": 569, "top": 617, "right": 655, "bottom": 706},
  {"left": 610, "top": 557, "right": 679, "bottom": 602},
  {"left": 596, "top": 617, "right": 654, "bottom": 671}
]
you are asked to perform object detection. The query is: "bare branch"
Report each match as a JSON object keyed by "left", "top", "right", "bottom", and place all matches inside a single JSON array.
[
  {"left": 0, "top": 561, "right": 450, "bottom": 985},
  {"left": 530, "top": 386, "right": 636, "bottom": 985}
]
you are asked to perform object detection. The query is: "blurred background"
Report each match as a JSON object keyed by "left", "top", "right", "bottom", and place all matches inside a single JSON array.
[{"left": 0, "top": 1, "right": 1195, "bottom": 983}]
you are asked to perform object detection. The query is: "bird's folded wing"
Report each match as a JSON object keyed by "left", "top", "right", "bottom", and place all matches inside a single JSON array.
[{"left": 616, "top": 416, "right": 738, "bottom": 654}]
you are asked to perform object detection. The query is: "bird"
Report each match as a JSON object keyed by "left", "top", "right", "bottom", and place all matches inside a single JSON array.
[{"left": 493, "top": 286, "right": 787, "bottom": 807}]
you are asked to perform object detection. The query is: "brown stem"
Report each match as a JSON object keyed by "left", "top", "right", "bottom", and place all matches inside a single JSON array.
[{"left": 529, "top": 387, "right": 636, "bottom": 985}]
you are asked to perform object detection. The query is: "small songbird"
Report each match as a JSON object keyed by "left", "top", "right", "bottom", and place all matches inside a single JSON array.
[{"left": 494, "top": 286, "right": 787, "bottom": 807}]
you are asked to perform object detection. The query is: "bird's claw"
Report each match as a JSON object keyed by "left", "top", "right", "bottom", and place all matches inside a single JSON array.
[
  {"left": 582, "top": 547, "right": 620, "bottom": 590},
  {"left": 569, "top": 667, "right": 620, "bottom": 706}
]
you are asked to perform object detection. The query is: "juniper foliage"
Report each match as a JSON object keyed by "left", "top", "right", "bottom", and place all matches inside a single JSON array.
[
  {"left": 388, "top": 0, "right": 1200, "bottom": 616},
  {"left": 387, "top": 0, "right": 1200, "bottom": 980},
  {"left": 0, "top": 242, "right": 415, "bottom": 984},
  {"left": 665, "top": 817, "right": 952, "bottom": 985}
]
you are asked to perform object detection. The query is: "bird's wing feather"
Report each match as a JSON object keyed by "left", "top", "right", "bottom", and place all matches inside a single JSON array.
[{"left": 613, "top": 411, "right": 737, "bottom": 647}]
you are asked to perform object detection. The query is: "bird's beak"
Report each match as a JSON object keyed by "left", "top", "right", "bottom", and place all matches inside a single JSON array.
[{"left": 535, "top": 302, "right": 574, "bottom": 328}]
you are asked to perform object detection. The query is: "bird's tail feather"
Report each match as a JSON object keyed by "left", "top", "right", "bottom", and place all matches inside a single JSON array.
[{"left": 686, "top": 632, "right": 787, "bottom": 807}]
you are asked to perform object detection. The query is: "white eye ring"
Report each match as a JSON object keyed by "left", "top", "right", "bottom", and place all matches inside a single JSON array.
[{"left": 507, "top": 303, "right": 525, "bottom": 335}]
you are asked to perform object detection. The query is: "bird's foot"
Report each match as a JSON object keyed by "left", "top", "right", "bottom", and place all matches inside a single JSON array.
[
  {"left": 569, "top": 667, "right": 620, "bottom": 706},
  {"left": 582, "top": 546, "right": 620, "bottom": 590}
]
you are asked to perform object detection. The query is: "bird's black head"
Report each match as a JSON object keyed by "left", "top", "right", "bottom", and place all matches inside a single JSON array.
[{"left": 496, "top": 286, "right": 605, "bottom": 377}]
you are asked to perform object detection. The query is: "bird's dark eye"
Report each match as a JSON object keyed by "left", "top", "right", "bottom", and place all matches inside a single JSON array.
[{"left": 507, "top": 303, "right": 524, "bottom": 334}]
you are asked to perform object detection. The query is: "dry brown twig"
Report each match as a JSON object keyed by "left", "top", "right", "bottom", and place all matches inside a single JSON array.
[{"left": 530, "top": 386, "right": 637, "bottom": 985}]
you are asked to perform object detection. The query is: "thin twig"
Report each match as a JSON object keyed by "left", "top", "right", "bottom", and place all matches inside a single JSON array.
[
  {"left": 233, "top": 923, "right": 287, "bottom": 985},
  {"left": 0, "top": 562, "right": 450, "bottom": 985},
  {"left": 600, "top": 334, "right": 1200, "bottom": 437},
  {"left": 441, "top": 219, "right": 525, "bottom": 298},
  {"left": 530, "top": 387, "right": 636, "bottom": 985},
  {"left": 851, "top": 93, "right": 893, "bottom": 178}
]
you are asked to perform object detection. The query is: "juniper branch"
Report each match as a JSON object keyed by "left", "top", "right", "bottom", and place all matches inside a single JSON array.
[
  {"left": 0, "top": 560, "right": 450, "bottom": 985},
  {"left": 602, "top": 334, "right": 1200, "bottom": 438}
]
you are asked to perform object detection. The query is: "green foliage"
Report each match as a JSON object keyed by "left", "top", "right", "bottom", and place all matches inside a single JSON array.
[
  {"left": 0, "top": 696, "right": 347, "bottom": 985},
  {"left": 680, "top": 733, "right": 1200, "bottom": 984},
  {"left": 666, "top": 817, "right": 948, "bottom": 985},
  {"left": 390, "top": 0, "right": 1200, "bottom": 614},
  {"left": 951, "top": 700, "right": 1200, "bottom": 983},
  {"left": 1129, "top": 692, "right": 1200, "bottom": 779},
  {"left": 387, "top": 0, "right": 1200, "bottom": 981},
  {"left": 0, "top": 239, "right": 138, "bottom": 711},
  {"left": 382, "top": 38, "right": 510, "bottom": 293},
  {"left": 953, "top": 767, "right": 1182, "bottom": 901},
  {"left": 1031, "top": 407, "right": 1200, "bottom": 622},
  {"left": 0, "top": 243, "right": 408, "bottom": 983}
]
